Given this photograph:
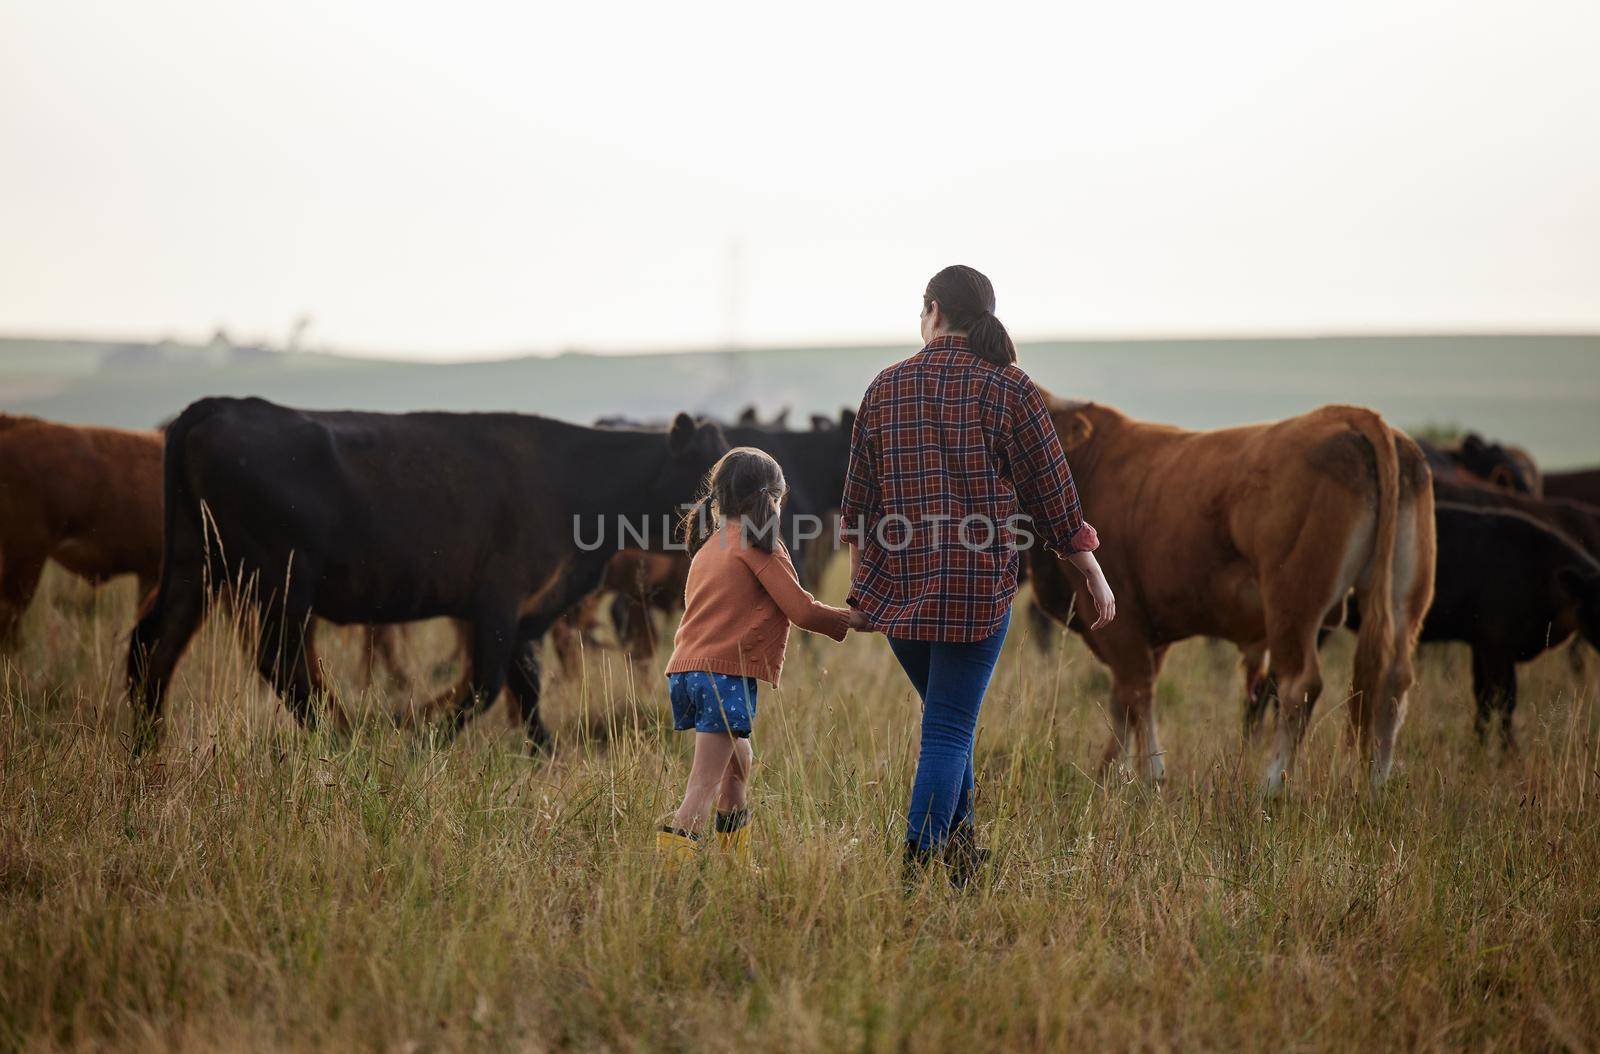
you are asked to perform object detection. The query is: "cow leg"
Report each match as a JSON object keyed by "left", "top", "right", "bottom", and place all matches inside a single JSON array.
[
  {"left": 1365, "top": 647, "right": 1415, "bottom": 785},
  {"left": 1470, "top": 647, "right": 1495, "bottom": 746},
  {"left": 0, "top": 547, "right": 48, "bottom": 649},
  {"left": 505, "top": 617, "right": 552, "bottom": 750},
  {"left": 1470, "top": 648, "right": 1518, "bottom": 756},
  {"left": 1029, "top": 555, "right": 1078, "bottom": 629},
  {"left": 1239, "top": 641, "right": 1274, "bottom": 740},
  {"left": 256, "top": 603, "right": 338, "bottom": 733},
  {"left": 134, "top": 573, "right": 159, "bottom": 613},
  {"left": 361, "top": 624, "right": 411, "bottom": 692},
  {"left": 1096, "top": 643, "right": 1164, "bottom": 781},
  {"left": 1100, "top": 676, "right": 1163, "bottom": 780},
  {"left": 549, "top": 612, "right": 583, "bottom": 680},
  {"left": 1499, "top": 676, "right": 1521, "bottom": 757},
  {"left": 611, "top": 590, "right": 657, "bottom": 669},
  {"left": 1566, "top": 640, "right": 1587, "bottom": 679},
  {"left": 1260, "top": 620, "right": 1325, "bottom": 796},
  {"left": 611, "top": 590, "right": 643, "bottom": 656},
  {"left": 504, "top": 560, "right": 615, "bottom": 748},
  {"left": 1026, "top": 597, "right": 1059, "bottom": 653},
  {"left": 358, "top": 625, "right": 379, "bottom": 690},
  {"left": 430, "top": 612, "right": 518, "bottom": 737},
  {"left": 1361, "top": 498, "right": 1431, "bottom": 789},
  {"left": 1098, "top": 681, "right": 1133, "bottom": 775},
  {"left": 1134, "top": 646, "right": 1170, "bottom": 781},
  {"left": 126, "top": 574, "right": 207, "bottom": 752}
]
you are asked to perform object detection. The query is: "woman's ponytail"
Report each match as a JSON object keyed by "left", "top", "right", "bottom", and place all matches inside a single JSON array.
[
  {"left": 964, "top": 309, "right": 1016, "bottom": 367},
  {"left": 923, "top": 265, "right": 1017, "bottom": 366}
]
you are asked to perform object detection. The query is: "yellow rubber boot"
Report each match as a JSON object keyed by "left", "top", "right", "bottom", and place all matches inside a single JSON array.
[
  {"left": 655, "top": 826, "right": 701, "bottom": 869},
  {"left": 714, "top": 809, "right": 754, "bottom": 868}
]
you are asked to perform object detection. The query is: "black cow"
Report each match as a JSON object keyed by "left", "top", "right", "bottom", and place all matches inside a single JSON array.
[
  {"left": 1543, "top": 468, "right": 1600, "bottom": 509},
  {"left": 1416, "top": 433, "right": 1540, "bottom": 494},
  {"left": 725, "top": 414, "right": 853, "bottom": 588},
  {"left": 589, "top": 408, "right": 853, "bottom": 578},
  {"left": 126, "top": 397, "right": 725, "bottom": 750},
  {"left": 1249, "top": 503, "right": 1600, "bottom": 752},
  {"left": 1416, "top": 504, "right": 1600, "bottom": 750},
  {"left": 1434, "top": 478, "right": 1600, "bottom": 558}
]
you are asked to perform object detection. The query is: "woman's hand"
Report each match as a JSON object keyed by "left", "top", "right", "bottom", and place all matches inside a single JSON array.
[
  {"left": 846, "top": 607, "right": 876, "bottom": 632},
  {"left": 1085, "top": 568, "right": 1116, "bottom": 630},
  {"left": 1067, "top": 551, "right": 1116, "bottom": 630}
]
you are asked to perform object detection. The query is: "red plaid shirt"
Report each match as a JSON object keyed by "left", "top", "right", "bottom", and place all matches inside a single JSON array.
[{"left": 839, "top": 334, "right": 1099, "bottom": 642}]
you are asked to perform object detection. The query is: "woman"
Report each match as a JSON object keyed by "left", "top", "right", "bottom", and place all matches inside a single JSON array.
[{"left": 840, "top": 264, "right": 1115, "bottom": 885}]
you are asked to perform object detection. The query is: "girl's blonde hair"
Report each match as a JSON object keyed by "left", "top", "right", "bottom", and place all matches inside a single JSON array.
[{"left": 679, "top": 446, "right": 786, "bottom": 556}]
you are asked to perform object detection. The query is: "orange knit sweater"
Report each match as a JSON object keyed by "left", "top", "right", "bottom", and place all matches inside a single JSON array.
[{"left": 665, "top": 521, "right": 851, "bottom": 686}]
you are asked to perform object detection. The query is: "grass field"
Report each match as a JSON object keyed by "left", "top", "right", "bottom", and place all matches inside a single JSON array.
[{"left": 2, "top": 563, "right": 1598, "bottom": 1052}]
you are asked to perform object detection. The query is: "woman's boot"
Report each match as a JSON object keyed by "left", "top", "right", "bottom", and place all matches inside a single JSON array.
[{"left": 942, "top": 822, "right": 989, "bottom": 888}]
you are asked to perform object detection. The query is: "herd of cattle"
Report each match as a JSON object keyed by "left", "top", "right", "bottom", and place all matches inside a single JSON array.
[{"left": 1, "top": 394, "right": 1597, "bottom": 790}]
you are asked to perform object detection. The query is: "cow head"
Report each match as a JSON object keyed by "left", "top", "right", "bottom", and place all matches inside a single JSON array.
[
  {"left": 1057, "top": 410, "right": 1095, "bottom": 452},
  {"left": 665, "top": 412, "right": 729, "bottom": 490},
  {"left": 1556, "top": 565, "right": 1600, "bottom": 650},
  {"left": 1458, "top": 433, "right": 1536, "bottom": 494}
]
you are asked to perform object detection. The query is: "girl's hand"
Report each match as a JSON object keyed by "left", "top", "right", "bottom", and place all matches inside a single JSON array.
[
  {"left": 1085, "top": 568, "right": 1116, "bottom": 630},
  {"left": 846, "top": 607, "right": 876, "bottom": 632}
]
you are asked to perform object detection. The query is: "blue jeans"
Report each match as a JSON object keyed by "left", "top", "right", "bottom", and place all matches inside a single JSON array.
[{"left": 888, "top": 609, "right": 1010, "bottom": 851}]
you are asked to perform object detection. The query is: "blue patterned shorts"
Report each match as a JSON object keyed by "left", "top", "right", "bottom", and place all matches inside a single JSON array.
[{"left": 667, "top": 671, "right": 759, "bottom": 738}]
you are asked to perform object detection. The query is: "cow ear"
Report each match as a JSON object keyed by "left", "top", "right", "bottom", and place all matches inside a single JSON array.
[
  {"left": 1461, "top": 433, "right": 1486, "bottom": 458},
  {"left": 668, "top": 412, "right": 697, "bottom": 455},
  {"left": 695, "top": 420, "right": 727, "bottom": 457},
  {"left": 1059, "top": 412, "right": 1094, "bottom": 452},
  {"left": 736, "top": 405, "right": 759, "bottom": 426},
  {"left": 810, "top": 414, "right": 833, "bottom": 431}
]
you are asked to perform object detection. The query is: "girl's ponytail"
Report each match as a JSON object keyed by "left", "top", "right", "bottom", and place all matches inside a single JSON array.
[
  {"left": 679, "top": 492, "right": 716, "bottom": 556},
  {"left": 678, "top": 447, "right": 787, "bottom": 558}
]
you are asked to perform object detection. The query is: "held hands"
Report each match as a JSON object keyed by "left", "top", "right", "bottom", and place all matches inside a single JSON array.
[{"left": 846, "top": 607, "right": 877, "bottom": 633}]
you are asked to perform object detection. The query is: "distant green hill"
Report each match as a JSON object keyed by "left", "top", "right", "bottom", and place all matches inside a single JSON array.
[{"left": 2, "top": 333, "right": 1596, "bottom": 467}]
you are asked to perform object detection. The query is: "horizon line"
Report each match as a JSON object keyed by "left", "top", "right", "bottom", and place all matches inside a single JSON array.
[{"left": 3, "top": 325, "right": 1597, "bottom": 366}]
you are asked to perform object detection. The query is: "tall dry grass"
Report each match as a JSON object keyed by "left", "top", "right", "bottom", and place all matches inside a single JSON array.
[{"left": 1, "top": 564, "right": 1596, "bottom": 1052}]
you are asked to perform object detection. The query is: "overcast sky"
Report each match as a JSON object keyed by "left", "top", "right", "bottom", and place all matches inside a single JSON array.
[{"left": 3, "top": 0, "right": 1597, "bottom": 360}]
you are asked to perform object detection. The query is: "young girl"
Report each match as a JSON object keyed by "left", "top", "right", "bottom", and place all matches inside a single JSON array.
[{"left": 656, "top": 446, "right": 859, "bottom": 866}]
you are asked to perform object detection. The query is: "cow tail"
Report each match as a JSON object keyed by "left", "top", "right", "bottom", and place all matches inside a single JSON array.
[
  {"left": 1351, "top": 410, "right": 1400, "bottom": 735},
  {"left": 150, "top": 399, "right": 222, "bottom": 612}
]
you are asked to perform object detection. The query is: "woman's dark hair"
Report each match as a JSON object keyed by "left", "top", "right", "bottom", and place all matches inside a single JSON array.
[
  {"left": 923, "top": 264, "right": 1016, "bottom": 366},
  {"left": 679, "top": 446, "right": 787, "bottom": 556}
]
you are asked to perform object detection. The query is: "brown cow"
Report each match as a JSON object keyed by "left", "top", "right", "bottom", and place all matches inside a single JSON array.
[
  {"left": 0, "top": 414, "right": 410, "bottom": 686},
  {"left": 0, "top": 415, "right": 163, "bottom": 643},
  {"left": 604, "top": 550, "right": 691, "bottom": 660},
  {"left": 1030, "top": 401, "right": 1435, "bottom": 792},
  {"left": 546, "top": 550, "right": 689, "bottom": 676}
]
